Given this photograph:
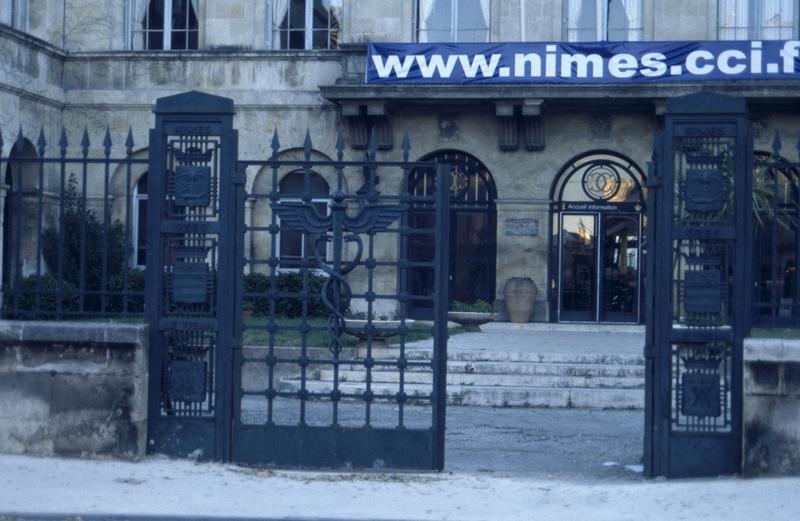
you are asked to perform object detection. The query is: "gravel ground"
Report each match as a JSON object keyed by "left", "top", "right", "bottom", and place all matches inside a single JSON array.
[{"left": 241, "top": 397, "right": 643, "bottom": 480}]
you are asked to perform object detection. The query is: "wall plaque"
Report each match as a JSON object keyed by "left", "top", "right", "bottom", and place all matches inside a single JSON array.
[
  {"left": 169, "top": 360, "right": 207, "bottom": 402},
  {"left": 174, "top": 165, "right": 211, "bottom": 207},
  {"left": 685, "top": 168, "right": 724, "bottom": 212},
  {"left": 681, "top": 372, "right": 721, "bottom": 418},
  {"left": 172, "top": 262, "right": 209, "bottom": 304},
  {"left": 504, "top": 218, "right": 539, "bottom": 237},
  {"left": 684, "top": 270, "right": 721, "bottom": 313}
]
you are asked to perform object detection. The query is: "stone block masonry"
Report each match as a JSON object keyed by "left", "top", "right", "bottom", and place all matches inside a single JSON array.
[
  {"left": 743, "top": 338, "right": 800, "bottom": 476},
  {"left": 0, "top": 321, "right": 148, "bottom": 459}
]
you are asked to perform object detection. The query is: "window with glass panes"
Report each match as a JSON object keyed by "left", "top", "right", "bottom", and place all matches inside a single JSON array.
[
  {"left": 718, "top": 0, "right": 798, "bottom": 40},
  {"left": 416, "top": 0, "right": 491, "bottom": 42},
  {"left": 563, "top": 0, "right": 643, "bottom": 41},
  {"left": 137, "top": 0, "right": 199, "bottom": 50},
  {"left": 273, "top": 0, "right": 341, "bottom": 50}
]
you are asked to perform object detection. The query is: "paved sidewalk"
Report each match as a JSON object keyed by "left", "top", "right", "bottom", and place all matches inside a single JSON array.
[{"left": 1, "top": 453, "right": 798, "bottom": 521}]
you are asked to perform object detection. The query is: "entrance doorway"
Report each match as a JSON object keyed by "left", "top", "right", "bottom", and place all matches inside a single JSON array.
[
  {"left": 550, "top": 152, "right": 646, "bottom": 324},
  {"left": 407, "top": 151, "right": 497, "bottom": 319}
]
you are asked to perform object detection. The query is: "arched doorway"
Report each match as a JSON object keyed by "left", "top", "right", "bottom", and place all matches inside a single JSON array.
[
  {"left": 407, "top": 150, "right": 497, "bottom": 319},
  {"left": 549, "top": 151, "right": 646, "bottom": 323},
  {"left": 2, "top": 138, "right": 38, "bottom": 293}
]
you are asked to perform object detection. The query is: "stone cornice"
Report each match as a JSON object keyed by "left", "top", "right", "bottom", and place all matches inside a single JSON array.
[{"left": 0, "top": 24, "right": 66, "bottom": 59}]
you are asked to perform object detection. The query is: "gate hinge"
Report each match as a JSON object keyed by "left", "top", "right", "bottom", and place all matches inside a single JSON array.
[{"left": 232, "top": 164, "right": 247, "bottom": 185}]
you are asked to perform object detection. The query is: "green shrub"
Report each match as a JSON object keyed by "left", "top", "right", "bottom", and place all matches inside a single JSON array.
[
  {"left": 39, "top": 174, "right": 129, "bottom": 313},
  {"left": 451, "top": 299, "right": 495, "bottom": 313},
  {"left": 3, "top": 274, "right": 79, "bottom": 318},
  {"left": 244, "top": 271, "right": 331, "bottom": 318},
  {"left": 107, "top": 268, "right": 146, "bottom": 313}
]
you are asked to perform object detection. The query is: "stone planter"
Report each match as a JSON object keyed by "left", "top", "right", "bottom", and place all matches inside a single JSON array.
[
  {"left": 447, "top": 311, "right": 497, "bottom": 332},
  {"left": 504, "top": 277, "right": 537, "bottom": 323},
  {"left": 343, "top": 319, "right": 415, "bottom": 351}
]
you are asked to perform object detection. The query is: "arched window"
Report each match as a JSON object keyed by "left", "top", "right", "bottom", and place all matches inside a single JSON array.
[
  {"left": 273, "top": 0, "right": 341, "bottom": 50},
  {"left": 407, "top": 151, "right": 497, "bottom": 317},
  {"left": 2, "top": 138, "right": 37, "bottom": 293},
  {"left": 138, "top": 0, "right": 199, "bottom": 50},
  {"left": 132, "top": 174, "right": 148, "bottom": 267},
  {"left": 277, "top": 171, "right": 330, "bottom": 268}
]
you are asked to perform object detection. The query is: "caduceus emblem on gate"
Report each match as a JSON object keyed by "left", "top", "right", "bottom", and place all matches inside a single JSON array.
[{"left": 272, "top": 192, "right": 407, "bottom": 354}]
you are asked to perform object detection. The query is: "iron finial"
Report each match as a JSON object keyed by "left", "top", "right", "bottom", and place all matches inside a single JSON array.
[
  {"left": 125, "top": 127, "right": 134, "bottom": 154},
  {"left": 15, "top": 126, "right": 24, "bottom": 151},
  {"left": 59, "top": 127, "right": 68, "bottom": 155},
  {"left": 335, "top": 129, "right": 345, "bottom": 161},
  {"left": 103, "top": 126, "right": 112, "bottom": 155},
  {"left": 303, "top": 128, "right": 313, "bottom": 160},
  {"left": 81, "top": 127, "right": 90, "bottom": 155},
  {"left": 36, "top": 126, "right": 46, "bottom": 155},
  {"left": 771, "top": 131, "right": 782, "bottom": 158},
  {"left": 270, "top": 129, "right": 280, "bottom": 160}
]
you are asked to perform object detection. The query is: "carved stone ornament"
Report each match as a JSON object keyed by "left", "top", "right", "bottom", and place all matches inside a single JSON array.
[{"left": 438, "top": 114, "right": 459, "bottom": 140}]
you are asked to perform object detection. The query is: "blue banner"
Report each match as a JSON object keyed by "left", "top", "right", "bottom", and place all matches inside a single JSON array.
[{"left": 366, "top": 41, "right": 800, "bottom": 84}]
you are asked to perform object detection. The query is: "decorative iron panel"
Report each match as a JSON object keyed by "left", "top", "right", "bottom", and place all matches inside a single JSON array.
[
  {"left": 646, "top": 92, "right": 751, "bottom": 478},
  {"left": 146, "top": 92, "right": 237, "bottom": 461},
  {"left": 233, "top": 130, "right": 449, "bottom": 470}
]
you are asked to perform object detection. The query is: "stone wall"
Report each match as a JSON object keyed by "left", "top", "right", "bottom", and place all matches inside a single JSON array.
[
  {"left": 0, "top": 321, "right": 148, "bottom": 459},
  {"left": 743, "top": 338, "right": 800, "bottom": 476}
]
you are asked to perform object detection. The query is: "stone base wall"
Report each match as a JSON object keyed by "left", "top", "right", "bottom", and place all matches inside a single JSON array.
[
  {"left": 0, "top": 321, "right": 148, "bottom": 460},
  {"left": 743, "top": 338, "right": 800, "bottom": 476}
]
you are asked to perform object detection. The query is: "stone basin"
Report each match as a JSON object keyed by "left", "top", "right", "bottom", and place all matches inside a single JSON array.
[{"left": 447, "top": 311, "right": 497, "bottom": 332}]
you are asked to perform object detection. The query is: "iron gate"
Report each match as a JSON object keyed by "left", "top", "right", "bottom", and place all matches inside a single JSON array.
[
  {"left": 147, "top": 91, "right": 449, "bottom": 469},
  {"left": 645, "top": 92, "right": 752, "bottom": 478}
]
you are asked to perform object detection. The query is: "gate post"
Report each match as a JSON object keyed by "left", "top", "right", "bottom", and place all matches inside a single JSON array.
[
  {"left": 146, "top": 91, "right": 239, "bottom": 461},
  {"left": 646, "top": 92, "right": 752, "bottom": 477}
]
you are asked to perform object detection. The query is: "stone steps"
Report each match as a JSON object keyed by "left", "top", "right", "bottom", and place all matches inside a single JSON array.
[
  {"left": 338, "top": 360, "right": 645, "bottom": 378},
  {"left": 276, "top": 345, "right": 647, "bottom": 409},
  {"left": 317, "top": 369, "right": 645, "bottom": 389},
  {"left": 395, "top": 349, "right": 645, "bottom": 366},
  {"left": 278, "top": 379, "right": 644, "bottom": 409}
]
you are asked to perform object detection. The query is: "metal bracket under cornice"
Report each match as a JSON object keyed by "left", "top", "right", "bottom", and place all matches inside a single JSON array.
[
  {"left": 495, "top": 99, "right": 545, "bottom": 152},
  {"left": 341, "top": 102, "right": 393, "bottom": 150}
]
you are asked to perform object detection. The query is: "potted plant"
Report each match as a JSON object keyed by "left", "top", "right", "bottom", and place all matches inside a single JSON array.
[{"left": 447, "top": 300, "right": 497, "bottom": 332}]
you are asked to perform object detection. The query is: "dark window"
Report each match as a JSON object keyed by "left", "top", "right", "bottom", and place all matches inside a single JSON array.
[
  {"left": 278, "top": 171, "right": 329, "bottom": 269},
  {"left": 141, "top": 0, "right": 198, "bottom": 50},
  {"left": 275, "top": 0, "right": 341, "bottom": 50}
]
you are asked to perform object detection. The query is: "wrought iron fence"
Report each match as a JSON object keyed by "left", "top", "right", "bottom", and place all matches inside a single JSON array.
[
  {"left": 752, "top": 132, "right": 800, "bottom": 327},
  {"left": 0, "top": 126, "right": 148, "bottom": 319}
]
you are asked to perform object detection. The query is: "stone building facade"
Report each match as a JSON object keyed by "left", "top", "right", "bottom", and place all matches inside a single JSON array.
[{"left": 1, "top": 0, "right": 799, "bottom": 323}]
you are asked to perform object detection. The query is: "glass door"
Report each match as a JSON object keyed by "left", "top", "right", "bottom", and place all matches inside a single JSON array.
[
  {"left": 599, "top": 214, "right": 640, "bottom": 322},
  {"left": 559, "top": 214, "right": 597, "bottom": 321},
  {"left": 558, "top": 213, "right": 641, "bottom": 323}
]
